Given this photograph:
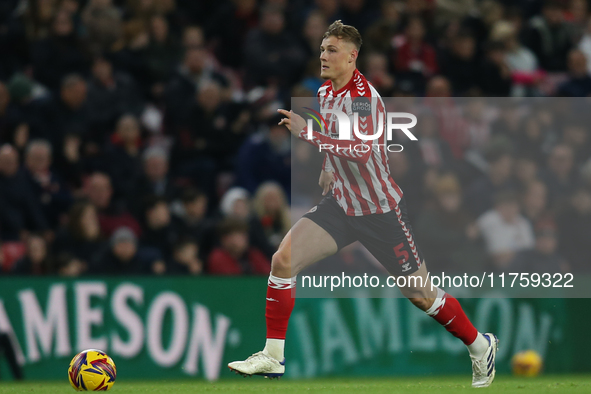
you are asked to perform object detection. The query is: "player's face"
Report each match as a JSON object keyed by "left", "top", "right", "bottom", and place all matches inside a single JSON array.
[{"left": 319, "top": 36, "right": 356, "bottom": 80}]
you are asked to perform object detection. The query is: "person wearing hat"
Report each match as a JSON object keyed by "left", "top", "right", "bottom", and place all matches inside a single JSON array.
[{"left": 91, "top": 226, "right": 164, "bottom": 275}]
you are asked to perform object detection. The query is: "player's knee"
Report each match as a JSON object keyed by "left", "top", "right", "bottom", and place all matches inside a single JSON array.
[
  {"left": 408, "top": 297, "right": 433, "bottom": 311},
  {"left": 271, "top": 249, "right": 291, "bottom": 274}
]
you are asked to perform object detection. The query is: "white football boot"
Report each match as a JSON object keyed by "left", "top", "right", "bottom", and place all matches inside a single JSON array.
[
  {"left": 228, "top": 351, "right": 285, "bottom": 379},
  {"left": 471, "top": 333, "right": 499, "bottom": 388}
]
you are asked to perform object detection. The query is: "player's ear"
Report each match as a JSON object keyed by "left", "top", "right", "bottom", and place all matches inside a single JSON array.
[{"left": 350, "top": 49, "right": 358, "bottom": 63}]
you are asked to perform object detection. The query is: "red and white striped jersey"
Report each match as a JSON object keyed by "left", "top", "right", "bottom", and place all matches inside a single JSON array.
[{"left": 298, "top": 69, "right": 403, "bottom": 216}]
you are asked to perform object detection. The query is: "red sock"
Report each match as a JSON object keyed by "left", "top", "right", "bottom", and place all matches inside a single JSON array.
[
  {"left": 426, "top": 290, "right": 478, "bottom": 345},
  {"left": 265, "top": 275, "right": 296, "bottom": 339}
]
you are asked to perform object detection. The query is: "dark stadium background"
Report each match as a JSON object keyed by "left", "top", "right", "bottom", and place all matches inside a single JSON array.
[{"left": 0, "top": 0, "right": 590, "bottom": 383}]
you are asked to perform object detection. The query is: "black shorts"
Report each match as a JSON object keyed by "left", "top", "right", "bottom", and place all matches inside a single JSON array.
[{"left": 303, "top": 195, "right": 424, "bottom": 275}]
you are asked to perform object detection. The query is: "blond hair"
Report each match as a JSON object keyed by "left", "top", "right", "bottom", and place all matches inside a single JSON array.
[{"left": 323, "top": 20, "right": 362, "bottom": 50}]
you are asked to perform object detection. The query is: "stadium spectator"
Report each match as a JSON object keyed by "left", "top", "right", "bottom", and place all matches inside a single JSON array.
[
  {"left": 524, "top": 0, "right": 573, "bottom": 72},
  {"left": 92, "top": 226, "right": 164, "bottom": 275},
  {"left": 557, "top": 187, "right": 591, "bottom": 273},
  {"left": 86, "top": 57, "right": 144, "bottom": 134},
  {"left": 394, "top": 17, "right": 438, "bottom": 93},
  {"left": 490, "top": 21, "right": 541, "bottom": 96},
  {"left": 84, "top": 172, "right": 141, "bottom": 237},
  {"left": 478, "top": 41, "right": 513, "bottom": 96},
  {"left": 515, "top": 117, "right": 547, "bottom": 164},
  {"left": 4, "top": 74, "right": 43, "bottom": 151},
  {"left": 363, "top": 52, "right": 395, "bottom": 96},
  {"left": 81, "top": 0, "right": 123, "bottom": 55},
  {"left": 560, "top": 119, "right": 590, "bottom": 165},
  {"left": 38, "top": 74, "right": 90, "bottom": 149},
  {"left": 165, "top": 46, "right": 229, "bottom": 132},
  {"left": 54, "top": 201, "right": 105, "bottom": 270},
  {"left": 301, "top": 11, "right": 328, "bottom": 58},
  {"left": 397, "top": 109, "right": 455, "bottom": 179},
  {"left": 438, "top": 33, "right": 479, "bottom": 95},
  {"left": 567, "top": 0, "right": 588, "bottom": 39},
  {"left": 110, "top": 19, "right": 152, "bottom": 96},
  {"left": 0, "top": 144, "right": 49, "bottom": 240},
  {"left": 424, "top": 77, "right": 470, "bottom": 159},
  {"left": 206, "top": 0, "right": 258, "bottom": 68},
  {"left": 520, "top": 180, "right": 551, "bottom": 228},
  {"left": 309, "top": 0, "right": 342, "bottom": 22},
  {"left": 53, "top": 132, "right": 85, "bottom": 190},
  {"left": 235, "top": 114, "right": 291, "bottom": 195},
  {"left": 363, "top": 0, "right": 400, "bottom": 54},
  {"left": 252, "top": 182, "right": 291, "bottom": 250},
  {"left": 55, "top": 253, "right": 87, "bottom": 277},
  {"left": 140, "top": 196, "right": 178, "bottom": 260},
  {"left": 508, "top": 221, "right": 566, "bottom": 273},
  {"left": 302, "top": 11, "right": 328, "bottom": 60},
  {"left": 556, "top": 49, "right": 591, "bottom": 96},
  {"left": 144, "top": 15, "right": 181, "bottom": 97},
  {"left": 30, "top": 10, "right": 87, "bottom": 91},
  {"left": 243, "top": 5, "right": 306, "bottom": 87},
  {"left": 477, "top": 191, "right": 535, "bottom": 270},
  {"left": 182, "top": 26, "right": 205, "bottom": 48},
  {"left": 541, "top": 144, "right": 579, "bottom": 209},
  {"left": 463, "top": 98, "right": 496, "bottom": 153},
  {"left": 131, "top": 146, "right": 179, "bottom": 210},
  {"left": 490, "top": 101, "right": 522, "bottom": 141},
  {"left": 415, "top": 174, "right": 487, "bottom": 273},
  {"left": 387, "top": 149, "right": 424, "bottom": 220},
  {"left": 24, "top": 139, "right": 72, "bottom": 228},
  {"left": 207, "top": 218, "right": 270, "bottom": 275},
  {"left": 11, "top": 233, "right": 53, "bottom": 275},
  {"left": 186, "top": 80, "right": 248, "bottom": 170},
  {"left": 515, "top": 153, "right": 542, "bottom": 188},
  {"left": 219, "top": 187, "right": 274, "bottom": 257},
  {"left": 22, "top": 0, "right": 59, "bottom": 41},
  {"left": 464, "top": 144, "right": 517, "bottom": 216},
  {"left": 167, "top": 238, "right": 203, "bottom": 275},
  {"left": 171, "top": 188, "right": 211, "bottom": 247},
  {"left": 339, "top": 0, "right": 379, "bottom": 35},
  {"left": 102, "top": 115, "right": 143, "bottom": 199}
]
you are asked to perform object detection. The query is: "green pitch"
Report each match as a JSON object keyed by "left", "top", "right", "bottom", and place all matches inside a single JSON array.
[{"left": 1, "top": 376, "right": 590, "bottom": 393}]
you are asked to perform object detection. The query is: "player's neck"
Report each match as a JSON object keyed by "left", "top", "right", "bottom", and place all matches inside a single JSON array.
[{"left": 331, "top": 67, "right": 356, "bottom": 92}]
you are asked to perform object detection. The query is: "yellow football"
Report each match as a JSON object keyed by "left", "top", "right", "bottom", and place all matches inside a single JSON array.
[
  {"left": 68, "top": 349, "right": 117, "bottom": 391},
  {"left": 512, "top": 349, "right": 543, "bottom": 377}
]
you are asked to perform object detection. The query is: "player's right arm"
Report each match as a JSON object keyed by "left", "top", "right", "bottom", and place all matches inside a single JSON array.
[{"left": 277, "top": 109, "right": 372, "bottom": 164}]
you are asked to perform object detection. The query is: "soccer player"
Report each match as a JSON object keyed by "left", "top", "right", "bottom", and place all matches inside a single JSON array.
[{"left": 229, "top": 21, "right": 498, "bottom": 387}]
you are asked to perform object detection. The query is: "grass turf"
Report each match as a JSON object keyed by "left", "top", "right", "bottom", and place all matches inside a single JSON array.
[{"left": 1, "top": 376, "right": 590, "bottom": 393}]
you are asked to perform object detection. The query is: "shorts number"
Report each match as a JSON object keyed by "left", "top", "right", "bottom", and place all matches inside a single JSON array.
[{"left": 393, "top": 243, "right": 409, "bottom": 265}]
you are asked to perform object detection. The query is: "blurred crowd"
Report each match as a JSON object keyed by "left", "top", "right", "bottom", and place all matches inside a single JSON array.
[{"left": 0, "top": 0, "right": 590, "bottom": 276}]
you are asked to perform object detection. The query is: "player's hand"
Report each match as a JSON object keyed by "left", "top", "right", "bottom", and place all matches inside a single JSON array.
[
  {"left": 319, "top": 170, "right": 335, "bottom": 196},
  {"left": 278, "top": 109, "right": 306, "bottom": 137}
]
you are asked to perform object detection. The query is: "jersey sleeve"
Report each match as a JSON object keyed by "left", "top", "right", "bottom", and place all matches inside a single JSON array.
[{"left": 322, "top": 155, "right": 334, "bottom": 172}]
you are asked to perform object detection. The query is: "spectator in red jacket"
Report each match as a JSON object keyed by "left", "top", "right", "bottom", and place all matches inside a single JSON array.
[
  {"left": 207, "top": 218, "right": 270, "bottom": 275},
  {"left": 394, "top": 17, "right": 438, "bottom": 92}
]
